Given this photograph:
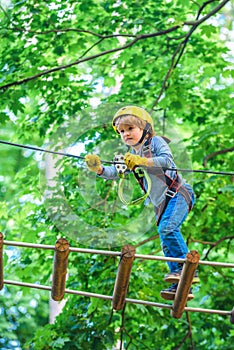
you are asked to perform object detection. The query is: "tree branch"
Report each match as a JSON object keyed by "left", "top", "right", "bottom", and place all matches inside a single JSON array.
[
  {"left": 185, "top": 0, "right": 230, "bottom": 25},
  {"left": 203, "top": 235, "right": 234, "bottom": 259},
  {"left": 190, "top": 238, "right": 218, "bottom": 245},
  {"left": 190, "top": 235, "right": 234, "bottom": 246},
  {"left": 203, "top": 147, "right": 234, "bottom": 166},
  {"left": 186, "top": 312, "right": 195, "bottom": 350},
  {"left": 134, "top": 234, "right": 159, "bottom": 248},
  {"left": 1, "top": 26, "right": 137, "bottom": 39},
  {"left": 0, "top": 0, "right": 230, "bottom": 91},
  {"left": 0, "top": 3, "right": 10, "bottom": 21},
  {"left": 174, "top": 331, "right": 192, "bottom": 350},
  {"left": 0, "top": 26, "right": 181, "bottom": 91},
  {"left": 151, "top": 0, "right": 230, "bottom": 109},
  {"left": 174, "top": 311, "right": 194, "bottom": 349},
  {"left": 195, "top": 0, "right": 217, "bottom": 20}
]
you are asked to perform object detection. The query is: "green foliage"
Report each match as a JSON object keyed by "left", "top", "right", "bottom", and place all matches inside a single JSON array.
[{"left": 0, "top": 0, "right": 233, "bottom": 349}]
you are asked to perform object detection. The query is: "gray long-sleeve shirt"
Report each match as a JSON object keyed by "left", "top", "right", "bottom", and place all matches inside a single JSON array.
[{"left": 99, "top": 136, "right": 185, "bottom": 208}]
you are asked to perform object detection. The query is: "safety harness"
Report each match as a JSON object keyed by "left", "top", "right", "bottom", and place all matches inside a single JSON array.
[
  {"left": 135, "top": 137, "right": 193, "bottom": 225},
  {"left": 115, "top": 137, "right": 193, "bottom": 224}
]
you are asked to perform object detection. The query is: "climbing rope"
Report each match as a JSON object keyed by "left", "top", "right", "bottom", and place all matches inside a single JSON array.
[
  {"left": 118, "top": 167, "right": 152, "bottom": 205},
  {"left": 0, "top": 139, "right": 233, "bottom": 176}
]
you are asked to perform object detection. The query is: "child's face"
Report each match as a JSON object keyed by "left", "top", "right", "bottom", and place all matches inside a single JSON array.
[{"left": 117, "top": 123, "right": 143, "bottom": 147}]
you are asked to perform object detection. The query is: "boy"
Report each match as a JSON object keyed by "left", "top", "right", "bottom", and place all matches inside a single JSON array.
[{"left": 85, "top": 106, "right": 197, "bottom": 301}]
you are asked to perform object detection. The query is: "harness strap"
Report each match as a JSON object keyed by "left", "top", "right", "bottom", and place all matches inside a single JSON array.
[
  {"left": 131, "top": 122, "right": 152, "bottom": 147},
  {"left": 155, "top": 184, "right": 193, "bottom": 226}
]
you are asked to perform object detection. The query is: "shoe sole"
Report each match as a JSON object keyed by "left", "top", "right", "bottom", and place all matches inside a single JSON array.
[
  {"left": 164, "top": 276, "right": 200, "bottom": 284},
  {"left": 160, "top": 291, "right": 194, "bottom": 301}
]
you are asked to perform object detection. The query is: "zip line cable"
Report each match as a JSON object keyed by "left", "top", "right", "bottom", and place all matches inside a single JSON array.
[{"left": 0, "top": 139, "right": 233, "bottom": 176}]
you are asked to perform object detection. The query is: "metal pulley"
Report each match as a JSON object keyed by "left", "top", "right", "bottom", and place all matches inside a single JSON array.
[{"left": 114, "top": 154, "right": 127, "bottom": 176}]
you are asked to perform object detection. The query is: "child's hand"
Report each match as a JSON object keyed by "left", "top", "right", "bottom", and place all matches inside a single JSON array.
[
  {"left": 124, "top": 153, "right": 148, "bottom": 170},
  {"left": 85, "top": 154, "right": 102, "bottom": 173}
]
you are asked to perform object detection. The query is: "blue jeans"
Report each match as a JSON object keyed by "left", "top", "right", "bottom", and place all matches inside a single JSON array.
[{"left": 157, "top": 184, "right": 195, "bottom": 273}]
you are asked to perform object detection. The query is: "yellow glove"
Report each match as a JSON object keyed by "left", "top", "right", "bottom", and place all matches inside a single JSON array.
[
  {"left": 124, "top": 152, "right": 148, "bottom": 170},
  {"left": 85, "top": 154, "right": 102, "bottom": 172}
]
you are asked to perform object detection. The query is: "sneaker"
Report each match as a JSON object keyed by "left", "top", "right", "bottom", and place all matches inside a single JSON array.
[
  {"left": 160, "top": 283, "right": 194, "bottom": 301},
  {"left": 164, "top": 270, "right": 200, "bottom": 284}
]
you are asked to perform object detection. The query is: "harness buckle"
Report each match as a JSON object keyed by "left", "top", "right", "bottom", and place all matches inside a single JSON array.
[
  {"left": 134, "top": 167, "right": 145, "bottom": 177},
  {"left": 114, "top": 154, "right": 127, "bottom": 175},
  {"left": 166, "top": 189, "right": 177, "bottom": 198}
]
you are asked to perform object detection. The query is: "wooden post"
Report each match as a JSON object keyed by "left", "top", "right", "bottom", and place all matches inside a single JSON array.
[
  {"left": 112, "top": 244, "right": 135, "bottom": 311},
  {"left": 0, "top": 232, "right": 3, "bottom": 290},
  {"left": 171, "top": 250, "right": 200, "bottom": 319},
  {"left": 230, "top": 307, "right": 234, "bottom": 324},
  {"left": 51, "top": 238, "right": 69, "bottom": 301}
]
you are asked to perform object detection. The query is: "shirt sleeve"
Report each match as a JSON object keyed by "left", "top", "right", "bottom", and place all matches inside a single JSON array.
[
  {"left": 97, "top": 165, "right": 119, "bottom": 180},
  {"left": 150, "top": 136, "right": 175, "bottom": 169}
]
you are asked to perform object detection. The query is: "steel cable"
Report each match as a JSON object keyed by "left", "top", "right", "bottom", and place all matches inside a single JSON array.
[
  {"left": 0, "top": 139, "right": 233, "bottom": 176},
  {"left": 3, "top": 279, "right": 231, "bottom": 317}
]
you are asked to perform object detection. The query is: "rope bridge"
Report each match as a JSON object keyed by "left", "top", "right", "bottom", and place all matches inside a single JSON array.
[{"left": 0, "top": 233, "right": 233, "bottom": 323}]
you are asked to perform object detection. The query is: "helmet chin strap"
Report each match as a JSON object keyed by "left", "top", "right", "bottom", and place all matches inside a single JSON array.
[{"left": 131, "top": 122, "right": 151, "bottom": 148}]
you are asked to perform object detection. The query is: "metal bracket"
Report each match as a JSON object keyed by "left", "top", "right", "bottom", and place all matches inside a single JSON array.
[{"left": 166, "top": 189, "right": 177, "bottom": 198}]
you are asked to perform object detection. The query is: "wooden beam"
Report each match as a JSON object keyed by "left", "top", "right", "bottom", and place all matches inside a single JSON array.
[
  {"left": 112, "top": 244, "right": 135, "bottom": 310},
  {"left": 0, "top": 232, "right": 3, "bottom": 290},
  {"left": 51, "top": 238, "right": 69, "bottom": 301},
  {"left": 171, "top": 250, "right": 200, "bottom": 319}
]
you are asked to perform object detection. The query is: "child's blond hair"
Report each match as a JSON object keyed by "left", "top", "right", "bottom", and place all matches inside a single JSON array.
[{"left": 115, "top": 115, "right": 155, "bottom": 137}]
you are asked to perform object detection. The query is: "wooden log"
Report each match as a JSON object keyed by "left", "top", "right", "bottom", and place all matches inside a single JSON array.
[
  {"left": 51, "top": 238, "right": 69, "bottom": 301},
  {"left": 0, "top": 232, "right": 3, "bottom": 290},
  {"left": 112, "top": 244, "right": 136, "bottom": 310},
  {"left": 230, "top": 307, "right": 234, "bottom": 324},
  {"left": 171, "top": 250, "right": 200, "bottom": 319}
]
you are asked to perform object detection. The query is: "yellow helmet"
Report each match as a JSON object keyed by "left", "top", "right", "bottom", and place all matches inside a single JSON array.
[{"left": 112, "top": 106, "right": 153, "bottom": 133}]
